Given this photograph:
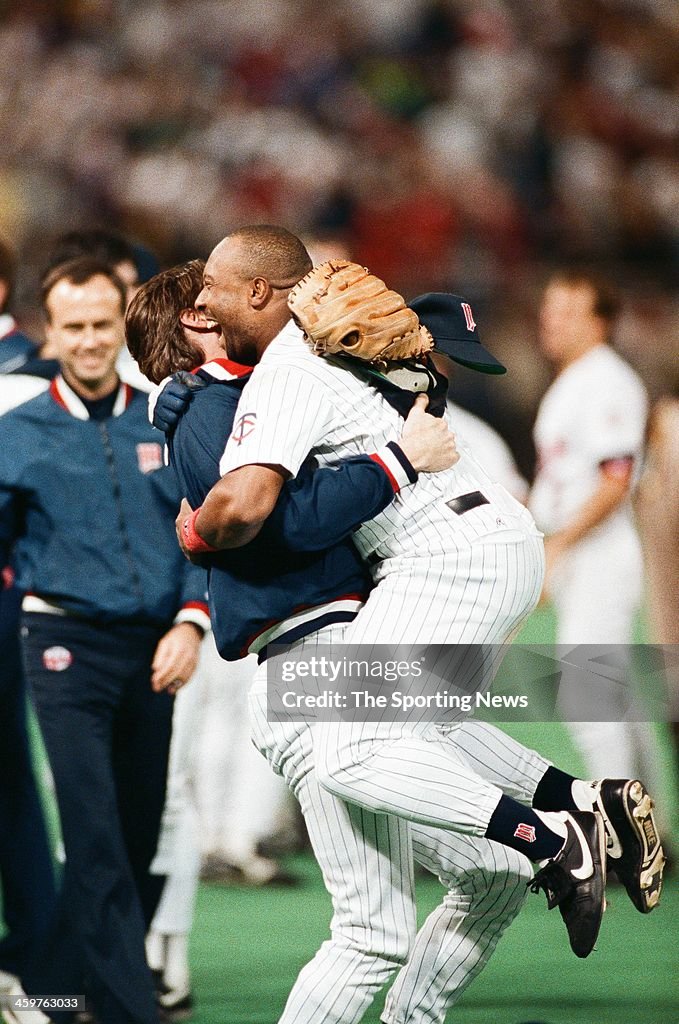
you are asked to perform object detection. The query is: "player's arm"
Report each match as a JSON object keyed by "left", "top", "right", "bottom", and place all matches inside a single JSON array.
[
  {"left": 269, "top": 451, "right": 408, "bottom": 551},
  {"left": 544, "top": 457, "right": 634, "bottom": 575},
  {"left": 177, "top": 393, "right": 458, "bottom": 556},
  {"left": 181, "top": 463, "right": 287, "bottom": 551},
  {"left": 180, "top": 363, "right": 333, "bottom": 551}
]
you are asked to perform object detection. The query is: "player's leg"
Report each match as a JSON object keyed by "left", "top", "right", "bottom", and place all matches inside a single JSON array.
[
  {"left": 551, "top": 541, "right": 666, "bottom": 909},
  {"left": 147, "top": 676, "right": 205, "bottom": 1016},
  {"left": 552, "top": 532, "right": 645, "bottom": 778},
  {"left": 0, "top": 587, "right": 56, "bottom": 981},
  {"left": 309, "top": 533, "right": 605, "bottom": 956},
  {"left": 444, "top": 720, "right": 604, "bottom": 817},
  {"left": 440, "top": 720, "right": 552, "bottom": 805},
  {"left": 197, "top": 645, "right": 292, "bottom": 881},
  {"left": 280, "top": 768, "right": 416, "bottom": 1024},
  {"left": 314, "top": 536, "right": 567, "bottom": 849},
  {"left": 383, "top": 830, "right": 532, "bottom": 1024},
  {"left": 21, "top": 614, "right": 159, "bottom": 1024},
  {"left": 249, "top": 639, "right": 417, "bottom": 1024},
  {"left": 114, "top": 628, "right": 175, "bottom": 929},
  {"left": 315, "top": 527, "right": 544, "bottom": 805}
]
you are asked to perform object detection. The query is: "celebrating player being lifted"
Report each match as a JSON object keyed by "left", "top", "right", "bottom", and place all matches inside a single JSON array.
[
  {"left": 171, "top": 227, "right": 664, "bottom": 962},
  {"left": 130, "top": 259, "right": 541, "bottom": 1024}
]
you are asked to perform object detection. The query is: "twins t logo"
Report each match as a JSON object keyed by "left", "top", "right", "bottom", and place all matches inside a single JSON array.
[
  {"left": 461, "top": 302, "right": 476, "bottom": 332},
  {"left": 232, "top": 412, "right": 257, "bottom": 445},
  {"left": 136, "top": 442, "right": 163, "bottom": 474}
]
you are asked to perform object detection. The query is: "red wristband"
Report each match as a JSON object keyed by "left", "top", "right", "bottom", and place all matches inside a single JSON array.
[{"left": 181, "top": 507, "right": 218, "bottom": 553}]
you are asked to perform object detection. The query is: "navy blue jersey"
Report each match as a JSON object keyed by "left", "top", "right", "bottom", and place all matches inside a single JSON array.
[{"left": 167, "top": 359, "right": 412, "bottom": 658}]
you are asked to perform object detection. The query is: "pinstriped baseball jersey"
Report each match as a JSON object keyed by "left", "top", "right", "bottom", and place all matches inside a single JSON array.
[
  {"left": 220, "top": 321, "right": 531, "bottom": 559},
  {"left": 530, "top": 344, "right": 647, "bottom": 535}
]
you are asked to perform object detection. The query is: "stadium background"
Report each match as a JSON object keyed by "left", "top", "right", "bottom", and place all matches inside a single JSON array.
[{"left": 1, "top": 1, "right": 677, "bottom": 1022}]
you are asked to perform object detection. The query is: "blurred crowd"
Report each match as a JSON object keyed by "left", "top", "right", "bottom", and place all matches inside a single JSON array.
[{"left": 0, "top": 0, "right": 676, "bottom": 453}]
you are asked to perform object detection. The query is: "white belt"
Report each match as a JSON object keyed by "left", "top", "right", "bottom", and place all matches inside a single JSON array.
[{"left": 22, "top": 595, "right": 69, "bottom": 616}]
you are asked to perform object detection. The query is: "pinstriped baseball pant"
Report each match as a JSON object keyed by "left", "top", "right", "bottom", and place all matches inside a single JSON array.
[
  {"left": 314, "top": 525, "right": 545, "bottom": 837},
  {"left": 249, "top": 627, "right": 550, "bottom": 1024}
]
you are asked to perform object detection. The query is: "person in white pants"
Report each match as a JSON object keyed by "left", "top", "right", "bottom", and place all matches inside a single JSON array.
[
  {"left": 249, "top": 625, "right": 557, "bottom": 1024},
  {"left": 530, "top": 269, "right": 662, "bottom": 786},
  {"left": 193, "top": 240, "right": 568, "bottom": 867},
  {"left": 194, "top": 640, "right": 295, "bottom": 883}
]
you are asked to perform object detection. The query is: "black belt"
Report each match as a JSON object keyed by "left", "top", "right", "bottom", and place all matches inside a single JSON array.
[{"left": 446, "top": 491, "right": 489, "bottom": 516}]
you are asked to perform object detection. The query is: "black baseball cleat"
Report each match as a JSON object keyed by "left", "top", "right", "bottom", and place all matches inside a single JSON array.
[
  {"left": 529, "top": 811, "right": 607, "bottom": 958},
  {"left": 594, "top": 778, "right": 665, "bottom": 913}
]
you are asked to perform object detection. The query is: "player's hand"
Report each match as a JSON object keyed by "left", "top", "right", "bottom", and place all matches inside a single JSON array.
[
  {"left": 399, "top": 394, "right": 459, "bottom": 473},
  {"left": 151, "top": 621, "right": 202, "bottom": 693},
  {"left": 175, "top": 497, "right": 207, "bottom": 563},
  {"left": 150, "top": 372, "right": 206, "bottom": 436}
]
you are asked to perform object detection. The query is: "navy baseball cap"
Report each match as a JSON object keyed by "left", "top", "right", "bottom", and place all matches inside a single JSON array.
[{"left": 408, "top": 293, "right": 507, "bottom": 374}]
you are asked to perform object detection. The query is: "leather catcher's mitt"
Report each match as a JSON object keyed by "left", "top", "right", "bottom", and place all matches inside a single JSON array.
[{"left": 287, "top": 260, "right": 433, "bottom": 364}]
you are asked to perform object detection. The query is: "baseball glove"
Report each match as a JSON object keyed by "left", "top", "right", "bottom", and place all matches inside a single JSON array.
[{"left": 287, "top": 260, "right": 434, "bottom": 364}]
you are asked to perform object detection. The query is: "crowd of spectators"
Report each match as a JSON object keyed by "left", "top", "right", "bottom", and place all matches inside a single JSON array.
[{"left": 0, "top": 0, "right": 676, "bottom": 467}]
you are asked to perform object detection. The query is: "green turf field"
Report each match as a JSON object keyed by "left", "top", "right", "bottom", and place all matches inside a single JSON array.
[
  {"left": 185, "top": 607, "right": 678, "bottom": 1024},
  {"left": 11, "top": 607, "right": 679, "bottom": 1022},
  {"left": 190, "top": 853, "right": 678, "bottom": 1024}
]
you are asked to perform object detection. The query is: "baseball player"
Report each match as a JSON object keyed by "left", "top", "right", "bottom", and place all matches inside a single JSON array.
[
  {"left": 179, "top": 227, "right": 666, "bottom": 956},
  {"left": 138, "top": 262, "right": 630, "bottom": 1024},
  {"left": 529, "top": 270, "right": 660, "bottom": 784},
  {"left": 145, "top": 257, "right": 662, "bottom": 1023},
  {"left": 131, "top": 261, "right": 535, "bottom": 1024}
]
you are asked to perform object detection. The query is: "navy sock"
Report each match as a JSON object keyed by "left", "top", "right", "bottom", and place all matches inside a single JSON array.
[
  {"left": 532, "top": 766, "right": 578, "bottom": 812},
  {"left": 485, "top": 795, "right": 564, "bottom": 862}
]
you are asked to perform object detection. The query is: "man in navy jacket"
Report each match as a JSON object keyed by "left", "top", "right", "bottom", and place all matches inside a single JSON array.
[
  {"left": 0, "top": 258, "right": 208, "bottom": 1024},
  {"left": 125, "top": 260, "right": 443, "bottom": 663}
]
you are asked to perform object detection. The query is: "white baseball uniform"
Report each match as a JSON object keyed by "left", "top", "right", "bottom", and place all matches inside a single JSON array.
[
  {"left": 530, "top": 343, "right": 652, "bottom": 778},
  {"left": 218, "top": 321, "right": 554, "bottom": 1022},
  {"left": 221, "top": 320, "right": 544, "bottom": 834},
  {"left": 193, "top": 640, "right": 293, "bottom": 874},
  {"left": 248, "top": 625, "right": 550, "bottom": 1024}
]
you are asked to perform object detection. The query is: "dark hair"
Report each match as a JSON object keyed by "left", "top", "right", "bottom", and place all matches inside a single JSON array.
[
  {"left": 41, "top": 258, "right": 128, "bottom": 319},
  {"left": 229, "top": 225, "right": 312, "bottom": 285},
  {"left": 44, "top": 228, "right": 138, "bottom": 279},
  {"left": 125, "top": 260, "right": 206, "bottom": 384},
  {"left": 548, "top": 268, "right": 620, "bottom": 325},
  {"left": 0, "top": 236, "right": 17, "bottom": 312}
]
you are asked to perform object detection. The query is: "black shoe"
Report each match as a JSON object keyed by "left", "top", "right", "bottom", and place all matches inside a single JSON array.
[
  {"left": 529, "top": 811, "right": 607, "bottom": 958},
  {"left": 595, "top": 778, "right": 665, "bottom": 913}
]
